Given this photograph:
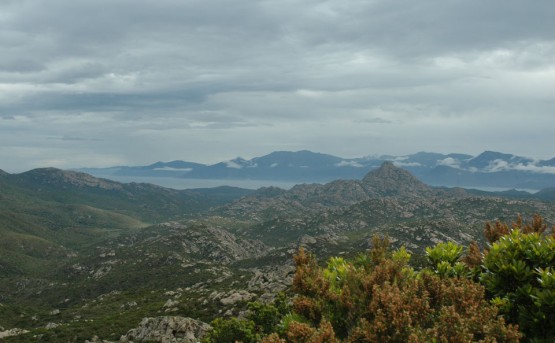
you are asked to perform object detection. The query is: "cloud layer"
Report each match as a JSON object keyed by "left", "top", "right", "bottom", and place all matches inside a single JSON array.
[{"left": 1, "top": 0, "right": 554, "bottom": 171}]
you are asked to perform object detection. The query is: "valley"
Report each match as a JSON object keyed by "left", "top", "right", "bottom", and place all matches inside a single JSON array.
[{"left": 0, "top": 162, "right": 554, "bottom": 342}]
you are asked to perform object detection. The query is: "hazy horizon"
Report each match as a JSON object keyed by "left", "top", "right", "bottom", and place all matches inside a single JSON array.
[{"left": 2, "top": 148, "right": 555, "bottom": 174}]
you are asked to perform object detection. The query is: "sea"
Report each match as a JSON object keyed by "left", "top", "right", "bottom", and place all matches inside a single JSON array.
[{"left": 93, "top": 175, "right": 303, "bottom": 190}]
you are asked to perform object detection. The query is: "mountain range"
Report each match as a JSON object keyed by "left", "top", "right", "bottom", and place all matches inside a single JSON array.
[
  {"left": 1, "top": 163, "right": 555, "bottom": 341},
  {"left": 79, "top": 150, "right": 555, "bottom": 190}
]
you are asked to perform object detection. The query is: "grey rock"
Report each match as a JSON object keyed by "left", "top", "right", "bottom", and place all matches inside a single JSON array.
[
  {"left": 119, "top": 316, "right": 211, "bottom": 343},
  {"left": 45, "top": 322, "right": 59, "bottom": 329},
  {"left": 219, "top": 290, "right": 255, "bottom": 305},
  {"left": 0, "top": 328, "right": 30, "bottom": 339},
  {"left": 163, "top": 299, "right": 180, "bottom": 308}
]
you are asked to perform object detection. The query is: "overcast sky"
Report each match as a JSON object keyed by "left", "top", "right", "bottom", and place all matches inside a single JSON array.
[{"left": 1, "top": 0, "right": 554, "bottom": 172}]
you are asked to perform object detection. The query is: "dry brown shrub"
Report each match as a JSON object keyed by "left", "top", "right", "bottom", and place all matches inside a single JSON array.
[{"left": 287, "top": 240, "right": 521, "bottom": 342}]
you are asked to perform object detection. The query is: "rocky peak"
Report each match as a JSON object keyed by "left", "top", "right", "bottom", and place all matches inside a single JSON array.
[{"left": 362, "top": 161, "right": 431, "bottom": 197}]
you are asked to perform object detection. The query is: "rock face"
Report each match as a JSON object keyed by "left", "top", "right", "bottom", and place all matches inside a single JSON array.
[{"left": 119, "top": 316, "right": 211, "bottom": 343}]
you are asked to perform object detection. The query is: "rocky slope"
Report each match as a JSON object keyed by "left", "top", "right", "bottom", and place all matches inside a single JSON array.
[{"left": 218, "top": 162, "right": 463, "bottom": 223}]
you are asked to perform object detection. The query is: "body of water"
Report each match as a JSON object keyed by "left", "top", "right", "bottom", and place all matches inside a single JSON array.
[{"left": 94, "top": 175, "right": 304, "bottom": 190}]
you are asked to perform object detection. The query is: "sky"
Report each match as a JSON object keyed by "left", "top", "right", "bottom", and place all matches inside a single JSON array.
[{"left": 1, "top": 0, "right": 554, "bottom": 172}]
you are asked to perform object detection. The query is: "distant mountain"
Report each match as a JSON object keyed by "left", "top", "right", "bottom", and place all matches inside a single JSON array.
[
  {"left": 77, "top": 150, "right": 555, "bottom": 190},
  {"left": 464, "top": 151, "right": 530, "bottom": 170},
  {"left": 185, "top": 150, "right": 372, "bottom": 181},
  {"left": 535, "top": 187, "right": 555, "bottom": 201},
  {"left": 540, "top": 157, "right": 555, "bottom": 167}
]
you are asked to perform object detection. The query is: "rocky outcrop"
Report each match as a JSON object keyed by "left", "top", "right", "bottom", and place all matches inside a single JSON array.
[
  {"left": 119, "top": 316, "right": 211, "bottom": 343},
  {"left": 0, "top": 328, "right": 29, "bottom": 339},
  {"left": 122, "top": 222, "right": 268, "bottom": 265},
  {"left": 247, "top": 263, "right": 296, "bottom": 301},
  {"left": 220, "top": 162, "right": 438, "bottom": 221}
]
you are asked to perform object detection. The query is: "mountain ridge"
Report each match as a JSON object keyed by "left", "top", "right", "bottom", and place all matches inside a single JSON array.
[{"left": 75, "top": 150, "right": 555, "bottom": 190}]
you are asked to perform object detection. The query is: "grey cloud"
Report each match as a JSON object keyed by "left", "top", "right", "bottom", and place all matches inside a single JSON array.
[
  {"left": 357, "top": 117, "right": 392, "bottom": 124},
  {"left": 45, "top": 62, "right": 107, "bottom": 84},
  {"left": 295, "top": 1, "right": 555, "bottom": 59},
  {"left": 48, "top": 136, "right": 103, "bottom": 142},
  {"left": 0, "top": 59, "right": 46, "bottom": 73},
  {"left": 0, "top": 0, "right": 554, "bottom": 171}
]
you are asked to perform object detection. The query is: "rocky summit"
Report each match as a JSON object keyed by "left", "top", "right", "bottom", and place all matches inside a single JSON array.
[{"left": 361, "top": 161, "right": 432, "bottom": 197}]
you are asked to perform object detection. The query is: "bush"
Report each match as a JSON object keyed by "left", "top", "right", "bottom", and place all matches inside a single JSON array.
[
  {"left": 481, "top": 228, "right": 555, "bottom": 340},
  {"left": 286, "top": 238, "right": 520, "bottom": 342},
  {"left": 203, "top": 317, "right": 257, "bottom": 343},
  {"left": 429, "top": 215, "right": 555, "bottom": 341},
  {"left": 203, "top": 293, "right": 291, "bottom": 343}
]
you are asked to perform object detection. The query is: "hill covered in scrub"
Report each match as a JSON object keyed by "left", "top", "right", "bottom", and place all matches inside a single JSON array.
[{"left": 1, "top": 163, "right": 554, "bottom": 342}]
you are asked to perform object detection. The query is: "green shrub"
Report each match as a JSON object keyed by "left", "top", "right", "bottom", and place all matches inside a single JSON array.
[
  {"left": 425, "top": 241, "right": 472, "bottom": 278},
  {"left": 203, "top": 293, "right": 291, "bottom": 342},
  {"left": 203, "top": 317, "right": 258, "bottom": 343},
  {"left": 481, "top": 228, "right": 555, "bottom": 340}
]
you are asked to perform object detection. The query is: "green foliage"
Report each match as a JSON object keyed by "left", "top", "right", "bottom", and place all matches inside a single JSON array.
[
  {"left": 322, "top": 257, "right": 351, "bottom": 294},
  {"left": 203, "top": 294, "right": 291, "bottom": 343},
  {"left": 248, "top": 302, "right": 281, "bottom": 334},
  {"left": 203, "top": 317, "right": 258, "bottom": 343},
  {"left": 425, "top": 241, "right": 473, "bottom": 279},
  {"left": 426, "top": 241, "right": 464, "bottom": 266},
  {"left": 481, "top": 228, "right": 555, "bottom": 340}
]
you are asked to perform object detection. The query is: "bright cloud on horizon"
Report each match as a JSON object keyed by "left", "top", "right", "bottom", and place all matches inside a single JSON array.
[{"left": 1, "top": 0, "right": 554, "bottom": 172}]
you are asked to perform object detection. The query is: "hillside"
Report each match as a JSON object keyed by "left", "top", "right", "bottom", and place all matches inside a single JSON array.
[{"left": 0, "top": 169, "right": 252, "bottom": 280}]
